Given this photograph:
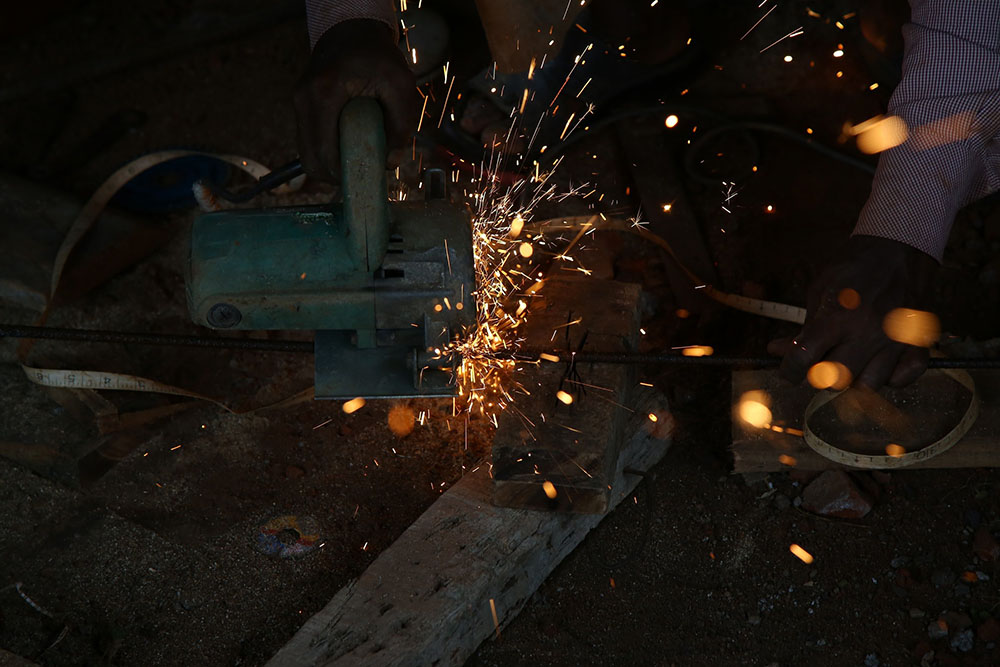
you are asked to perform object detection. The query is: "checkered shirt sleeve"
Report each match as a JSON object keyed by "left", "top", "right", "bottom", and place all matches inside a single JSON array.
[
  {"left": 853, "top": 0, "right": 1000, "bottom": 261},
  {"left": 305, "top": 0, "right": 398, "bottom": 49}
]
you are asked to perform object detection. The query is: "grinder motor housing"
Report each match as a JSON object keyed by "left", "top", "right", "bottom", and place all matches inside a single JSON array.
[{"left": 187, "top": 99, "right": 475, "bottom": 398}]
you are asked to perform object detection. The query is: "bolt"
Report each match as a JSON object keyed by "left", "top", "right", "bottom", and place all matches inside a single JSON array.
[{"left": 207, "top": 303, "right": 241, "bottom": 328}]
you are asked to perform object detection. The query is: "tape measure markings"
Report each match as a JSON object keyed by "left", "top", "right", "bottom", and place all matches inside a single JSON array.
[
  {"left": 23, "top": 365, "right": 314, "bottom": 414},
  {"left": 23, "top": 150, "right": 313, "bottom": 415},
  {"left": 536, "top": 215, "right": 976, "bottom": 468},
  {"left": 49, "top": 150, "right": 274, "bottom": 298},
  {"left": 801, "top": 368, "right": 978, "bottom": 469},
  {"left": 27, "top": 171, "right": 980, "bottom": 465}
]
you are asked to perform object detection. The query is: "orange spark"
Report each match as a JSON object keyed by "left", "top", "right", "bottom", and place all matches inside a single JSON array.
[
  {"left": 342, "top": 397, "right": 366, "bottom": 414},
  {"left": 789, "top": 544, "right": 814, "bottom": 564}
]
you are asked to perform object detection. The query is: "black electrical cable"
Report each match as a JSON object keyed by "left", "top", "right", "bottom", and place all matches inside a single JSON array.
[
  {"left": 682, "top": 119, "right": 877, "bottom": 182},
  {"left": 539, "top": 102, "right": 877, "bottom": 178}
]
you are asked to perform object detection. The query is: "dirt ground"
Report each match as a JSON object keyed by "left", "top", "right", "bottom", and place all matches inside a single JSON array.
[{"left": 2, "top": 1, "right": 1000, "bottom": 666}]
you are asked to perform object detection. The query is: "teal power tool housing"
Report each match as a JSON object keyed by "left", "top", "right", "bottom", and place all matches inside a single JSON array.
[{"left": 187, "top": 99, "right": 474, "bottom": 398}]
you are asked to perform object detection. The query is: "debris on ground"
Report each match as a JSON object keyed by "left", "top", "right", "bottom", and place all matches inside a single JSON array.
[{"left": 800, "top": 470, "right": 873, "bottom": 519}]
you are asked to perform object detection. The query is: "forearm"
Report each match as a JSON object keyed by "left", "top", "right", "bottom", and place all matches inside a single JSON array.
[
  {"left": 852, "top": 0, "right": 1000, "bottom": 262},
  {"left": 305, "top": 0, "right": 398, "bottom": 48}
]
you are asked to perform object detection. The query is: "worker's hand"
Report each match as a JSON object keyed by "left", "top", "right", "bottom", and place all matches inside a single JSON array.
[
  {"left": 767, "top": 235, "right": 939, "bottom": 390},
  {"left": 294, "top": 19, "right": 419, "bottom": 183}
]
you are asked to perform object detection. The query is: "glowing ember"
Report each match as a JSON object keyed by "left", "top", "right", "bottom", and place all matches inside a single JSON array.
[
  {"left": 423, "top": 41, "right": 603, "bottom": 422},
  {"left": 681, "top": 345, "right": 714, "bottom": 357},
  {"left": 837, "top": 288, "right": 861, "bottom": 309},
  {"left": 807, "top": 361, "right": 851, "bottom": 390},
  {"left": 778, "top": 454, "right": 797, "bottom": 466},
  {"left": 388, "top": 404, "right": 416, "bottom": 436},
  {"left": 789, "top": 543, "right": 814, "bottom": 564},
  {"left": 883, "top": 308, "right": 940, "bottom": 347},
  {"left": 665, "top": 114, "right": 679, "bottom": 128},
  {"left": 648, "top": 413, "right": 658, "bottom": 422},
  {"left": 542, "top": 480, "right": 557, "bottom": 499},
  {"left": 342, "top": 397, "right": 365, "bottom": 414},
  {"left": 885, "top": 443, "right": 905, "bottom": 458},
  {"left": 489, "top": 599, "right": 500, "bottom": 638},
  {"left": 849, "top": 114, "right": 908, "bottom": 154},
  {"left": 509, "top": 215, "right": 525, "bottom": 238},
  {"left": 556, "top": 390, "right": 574, "bottom": 405},
  {"left": 737, "top": 390, "right": 771, "bottom": 428}
]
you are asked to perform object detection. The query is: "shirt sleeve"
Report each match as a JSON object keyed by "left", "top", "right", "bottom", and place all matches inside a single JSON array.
[
  {"left": 852, "top": 0, "right": 1000, "bottom": 262},
  {"left": 305, "top": 0, "right": 399, "bottom": 49}
]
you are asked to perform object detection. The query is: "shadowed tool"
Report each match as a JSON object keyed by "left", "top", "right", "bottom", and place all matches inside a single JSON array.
[{"left": 186, "top": 98, "right": 474, "bottom": 399}]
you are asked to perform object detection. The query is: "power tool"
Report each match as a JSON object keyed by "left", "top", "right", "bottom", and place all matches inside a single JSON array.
[{"left": 186, "top": 99, "right": 475, "bottom": 399}]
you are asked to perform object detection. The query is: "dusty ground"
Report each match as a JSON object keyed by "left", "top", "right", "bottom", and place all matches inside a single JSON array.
[{"left": 1, "top": 1, "right": 1000, "bottom": 666}]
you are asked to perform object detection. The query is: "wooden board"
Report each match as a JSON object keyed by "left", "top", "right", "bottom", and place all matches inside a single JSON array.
[
  {"left": 492, "top": 276, "right": 641, "bottom": 513},
  {"left": 266, "top": 391, "right": 671, "bottom": 667},
  {"left": 732, "top": 369, "right": 1000, "bottom": 472},
  {"left": 0, "top": 428, "right": 157, "bottom": 489},
  {"left": 0, "top": 648, "right": 39, "bottom": 666}
]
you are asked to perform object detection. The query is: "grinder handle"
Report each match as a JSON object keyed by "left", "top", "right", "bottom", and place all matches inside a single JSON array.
[{"left": 340, "top": 98, "right": 390, "bottom": 272}]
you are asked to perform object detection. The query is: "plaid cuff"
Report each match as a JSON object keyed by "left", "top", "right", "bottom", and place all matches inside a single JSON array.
[
  {"left": 852, "top": 0, "right": 1000, "bottom": 261},
  {"left": 305, "top": 0, "right": 398, "bottom": 49}
]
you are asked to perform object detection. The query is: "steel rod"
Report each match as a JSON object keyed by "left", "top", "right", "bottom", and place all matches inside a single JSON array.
[
  {"left": 3, "top": 324, "right": 1000, "bottom": 368},
  {"left": 0, "top": 324, "right": 314, "bottom": 353},
  {"left": 498, "top": 350, "right": 1000, "bottom": 369}
]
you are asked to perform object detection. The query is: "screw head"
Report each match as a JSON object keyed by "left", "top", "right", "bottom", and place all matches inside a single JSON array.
[{"left": 207, "top": 303, "right": 241, "bottom": 328}]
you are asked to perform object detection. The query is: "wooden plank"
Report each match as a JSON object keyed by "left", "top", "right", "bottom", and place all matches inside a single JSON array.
[
  {"left": 267, "top": 391, "right": 671, "bottom": 667},
  {"left": 0, "top": 429, "right": 152, "bottom": 488},
  {"left": 617, "top": 121, "right": 717, "bottom": 312},
  {"left": 0, "top": 648, "right": 39, "bottom": 666},
  {"left": 492, "top": 275, "right": 641, "bottom": 513},
  {"left": 732, "top": 369, "right": 1000, "bottom": 472}
]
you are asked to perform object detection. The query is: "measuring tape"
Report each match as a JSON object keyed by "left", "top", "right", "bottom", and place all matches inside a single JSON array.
[
  {"left": 21, "top": 365, "right": 314, "bottom": 414},
  {"left": 24, "top": 366, "right": 200, "bottom": 395},
  {"left": 19, "top": 164, "right": 981, "bottom": 467},
  {"left": 48, "top": 150, "right": 282, "bottom": 298},
  {"left": 534, "top": 215, "right": 980, "bottom": 468},
  {"left": 801, "top": 368, "right": 979, "bottom": 469},
  {"left": 703, "top": 289, "right": 806, "bottom": 324},
  {"left": 533, "top": 215, "right": 808, "bottom": 323},
  {"left": 21, "top": 150, "right": 311, "bottom": 415}
]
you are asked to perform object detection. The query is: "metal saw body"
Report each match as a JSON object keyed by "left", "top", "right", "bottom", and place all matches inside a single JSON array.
[{"left": 186, "top": 99, "right": 474, "bottom": 399}]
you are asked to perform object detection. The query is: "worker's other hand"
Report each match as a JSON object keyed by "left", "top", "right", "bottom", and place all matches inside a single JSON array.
[
  {"left": 295, "top": 19, "right": 419, "bottom": 183},
  {"left": 767, "top": 235, "right": 939, "bottom": 390}
]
